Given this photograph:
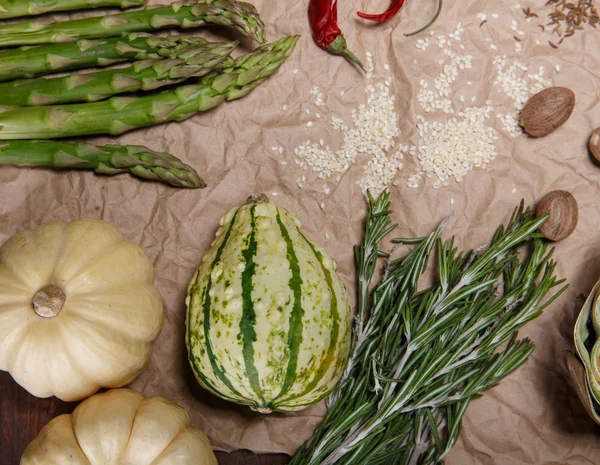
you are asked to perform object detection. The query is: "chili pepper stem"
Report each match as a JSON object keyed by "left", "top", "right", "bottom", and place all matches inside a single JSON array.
[
  {"left": 328, "top": 35, "right": 365, "bottom": 71},
  {"left": 404, "top": 0, "right": 443, "bottom": 37}
]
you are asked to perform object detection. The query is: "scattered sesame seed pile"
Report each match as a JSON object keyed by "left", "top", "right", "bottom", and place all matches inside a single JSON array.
[
  {"left": 294, "top": 52, "right": 403, "bottom": 197},
  {"left": 407, "top": 17, "right": 559, "bottom": 188},
  {"left": 285, "top": 10, "right": 561, "bottom": 194},
  {"left": 407, "top": 24, "right": 502, "bottom": 189},
  {"left": 417, "top": 51, "right": 474, "bottom": 114},
  {"left": 409, "top": 107, "right": 498, "bottom": 189},
  {"left": 493, "top": 57, "right": 553, "bottom": 137}
]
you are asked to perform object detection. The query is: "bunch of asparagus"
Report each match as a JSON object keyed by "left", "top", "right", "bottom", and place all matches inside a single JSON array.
[
  {"left": 0, "top": 0, "right": 146, "bottom": 19},
  {"left": 0, "top": 140, "right": 205, "bottom": 188},
  {"left": 0, "top": 0, "right": 298, "bottom": 187}
]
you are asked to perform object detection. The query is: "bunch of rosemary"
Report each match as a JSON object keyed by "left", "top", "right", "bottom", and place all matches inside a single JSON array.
[{"left": 290, "top": 191, "right": 567, "bottom": 465}]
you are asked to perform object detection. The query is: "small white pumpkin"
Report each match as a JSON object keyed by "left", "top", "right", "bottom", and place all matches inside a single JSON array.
[
  {"left": 21, "top": 388, "right": 218, "bottom": 465},
  {"left": 0, "top": 218, "right": 163, "bottom": 401}
]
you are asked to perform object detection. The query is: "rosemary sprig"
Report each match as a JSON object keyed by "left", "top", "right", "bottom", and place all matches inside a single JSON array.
[{"left": 290, "top": 190, "right": 567, "bottom": 465}]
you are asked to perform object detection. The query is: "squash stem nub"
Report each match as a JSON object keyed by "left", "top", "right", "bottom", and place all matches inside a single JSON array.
[{"left": 32, "top": 284, "right": 66, "bottom": 318}]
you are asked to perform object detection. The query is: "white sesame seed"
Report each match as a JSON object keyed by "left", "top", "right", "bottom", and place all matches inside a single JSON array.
[
  {"left": 492, "top": 55, "right": 553, "bottom": 136},
  {"left": 292, "top": 59, "right": 403, "bottom": 196},
  {"left": 413, "top": 106, "right": 498, "bottom": 188},
  {"left": 282, "top": 104, "right": 287, "bottom": 111},
  {"left": 271, "top": 192, "right": 278, "bottom": 196},
  {"left": 512, "top": 187, "right": 517, "bottom": 193},
  {"left": 450, "top": 198, "right": 455, "bottom": 205},
  {"left": 280, "top": 160, "right": 288, "bottom": 165},
  {"left": 292, "top": 69, "right": 298, "bottom": 74},
  {"left": 325, "top": 232, "right": 330, "bottom": 240},
  {"left": 306, "top": 121, "right": 313, "bottom": 128},
  {"left": 556, "top": 65, "right": 561, "bottom": 72}
]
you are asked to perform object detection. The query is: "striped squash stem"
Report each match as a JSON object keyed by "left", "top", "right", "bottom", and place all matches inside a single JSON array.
[{"left": 290, "top": 190, "right": 567, "bottom": 465}]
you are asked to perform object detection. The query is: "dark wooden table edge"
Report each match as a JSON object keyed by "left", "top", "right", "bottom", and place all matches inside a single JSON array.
[{"left": 1, "top": 371, "right": 291, "bottom": 465}]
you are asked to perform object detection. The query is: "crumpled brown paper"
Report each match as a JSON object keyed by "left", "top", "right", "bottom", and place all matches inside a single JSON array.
[{"left": 1, "top": 0, "right": 600, "bottom": 462}]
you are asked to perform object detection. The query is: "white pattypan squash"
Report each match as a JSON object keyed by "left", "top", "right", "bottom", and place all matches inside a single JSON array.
[
  {"left": 21, "top": 388, "right": 218, "bottom": 465},
  {"left": 0, "top": 218, "right": 163, "bottom": 401}
]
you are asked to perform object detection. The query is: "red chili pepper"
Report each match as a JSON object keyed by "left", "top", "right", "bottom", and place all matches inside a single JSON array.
[
  {"left": 308, "top": 0, "right": 365, "bottom": 71},
  {"left": 357, "top": 0, "right": 405, "bottom": 22},
  {"left": 357, "top": 0, "right": 444, "bottom": 36}
]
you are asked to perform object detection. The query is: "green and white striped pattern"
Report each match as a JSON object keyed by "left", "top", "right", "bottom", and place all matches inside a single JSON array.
[{"left": 186, "top": 196, "right": 351, "bottom": 413}]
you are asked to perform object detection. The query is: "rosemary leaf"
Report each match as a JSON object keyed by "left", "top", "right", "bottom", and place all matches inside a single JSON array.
[{"left": 289, "top": 190, "right": 568, "bottom": 465}]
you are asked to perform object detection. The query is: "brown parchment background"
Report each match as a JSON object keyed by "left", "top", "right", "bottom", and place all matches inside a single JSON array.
[{"left": 1, "top": 0, "right": 600, "bottom": 462}]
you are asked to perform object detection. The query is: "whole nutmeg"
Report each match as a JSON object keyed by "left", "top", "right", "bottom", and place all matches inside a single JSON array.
[
  {"left": 520, "top": 87, "right": 575, "bottom": 137},
  {"left": 589, "top": 127, "right": 600, "bottom": 163},
  {"left": 536, "top": 190, "right": 578, "bottom": 242}
]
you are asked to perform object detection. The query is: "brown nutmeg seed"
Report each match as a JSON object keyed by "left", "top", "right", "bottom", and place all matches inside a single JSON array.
[
  {"left": 589, "top": 128, "right": 600, "bottom": 163},
  {"left": 536, "top": 190, "right": 578, "bottom": 242},
  {"left": 520, "top": 87, "right": 575, "bottom": 138}
]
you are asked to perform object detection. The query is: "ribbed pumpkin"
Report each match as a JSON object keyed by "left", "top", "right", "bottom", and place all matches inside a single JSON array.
[
  {"left": 185, "top": 195, "right": 351, "bottom": 413},
  {"left": 21, "top": 388, "right": 217, "bottom": 465},
  {"left": 0, "top": 218, "right": 163, "bottom": 401}
]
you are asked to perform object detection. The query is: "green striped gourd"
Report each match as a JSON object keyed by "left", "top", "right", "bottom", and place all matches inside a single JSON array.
[{"left": 186, "top": 195, "right": 351, "bottom": 413}]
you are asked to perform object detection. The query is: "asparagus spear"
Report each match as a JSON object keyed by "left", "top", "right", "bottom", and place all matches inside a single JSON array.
[
  {"left": 0, "top": 40, "right": 237, "bottom": 106},
  {"left": 0, "top": 33, "right": 215, "bottom": 82},
  {"left": 0, "top": 140, "right": 204, "bottom": 188},
  {"left": 0, "top": 35, "right": 299, "bottom": 140},
  {"left": 0, "top": 0, "right": 145, "bottom": 20},
  {"left": 0, "top": 0, "right": 266, "bottom": 46}
]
